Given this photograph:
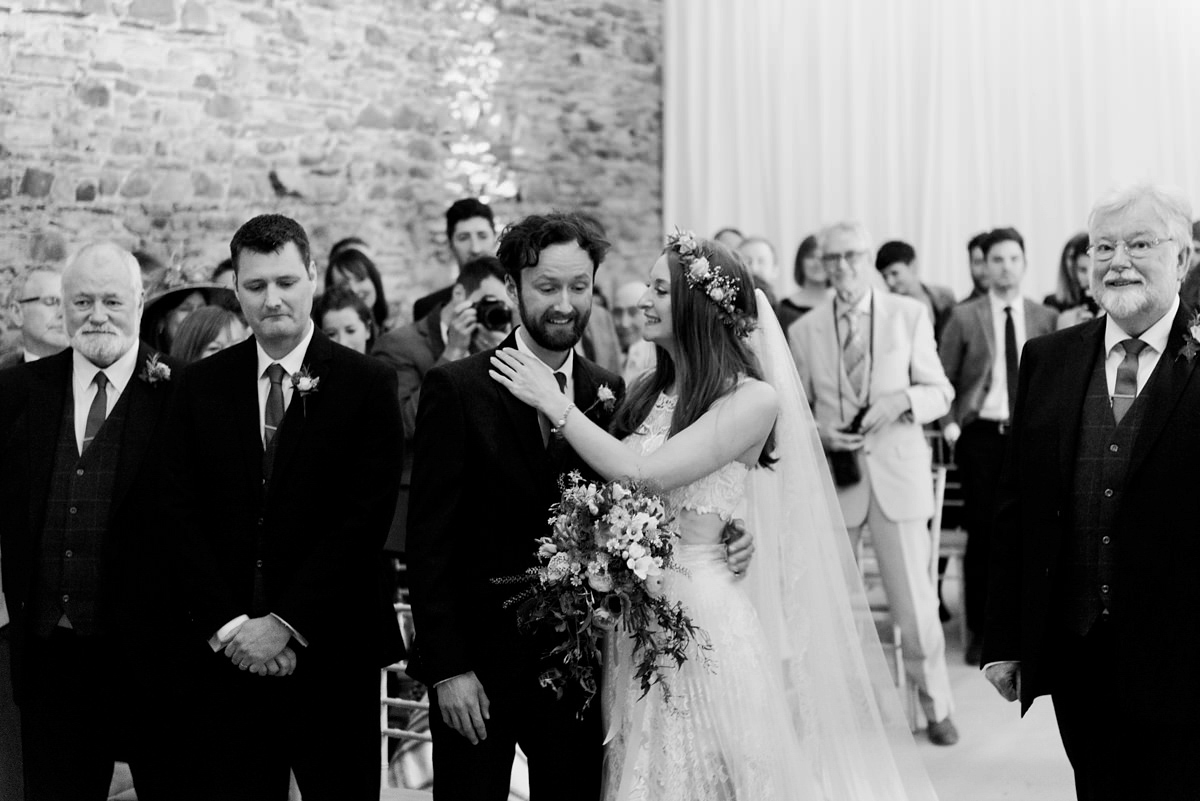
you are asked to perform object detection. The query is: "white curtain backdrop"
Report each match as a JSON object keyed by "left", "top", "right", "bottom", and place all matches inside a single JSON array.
[{"left": 664, "top": 0, "right": 1200, "bottom": 299}]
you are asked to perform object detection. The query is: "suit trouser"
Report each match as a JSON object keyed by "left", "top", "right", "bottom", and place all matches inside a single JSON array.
[
  {"left": 1050, "top": 619, "right": 1200, "bottom": 801},
  {"left": 956, "top": 420, "right": 1007, "bottom": 636},
  {"left": 191, "top": 648, "right": 381, "bottom": 801},
  {"left": 0, "top": 625, "right": 25, "bottom": 801},
  {"left": 428, "top": 664, "right": 602, "bottom": 801},
  {"left": 844, "top": 485, "right": 955, "bottom": 723}
]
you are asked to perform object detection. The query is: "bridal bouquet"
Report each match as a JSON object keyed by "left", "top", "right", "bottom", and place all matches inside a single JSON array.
[{"left": 499, "top": 471, "right": 708, "bottom": 712}]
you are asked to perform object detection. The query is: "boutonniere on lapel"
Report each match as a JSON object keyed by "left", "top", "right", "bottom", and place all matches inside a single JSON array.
[
  {"left": 1179, "top": 311, "right": 1200, "bottom": 363},
  {"left": 552, "top": 385, "right": 617, "bottom": 440},
  {"left": 139, "top": 353, "right": 172, "bottom": 385},
  {"left": 291, "top": 364, "right": 320, "bottom": 415}
]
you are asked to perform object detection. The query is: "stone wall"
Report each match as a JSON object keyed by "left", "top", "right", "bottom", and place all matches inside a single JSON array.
[{"left": 0, "top": 0, "right": 663, "bottom": 343}]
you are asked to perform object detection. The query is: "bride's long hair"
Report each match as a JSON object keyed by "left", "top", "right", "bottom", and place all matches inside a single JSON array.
[{"left": 611, "top": 238, "right": 776, "bottom": 467}]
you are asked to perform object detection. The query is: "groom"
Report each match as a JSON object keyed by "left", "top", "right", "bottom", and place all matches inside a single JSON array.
[
  {"left": 407, "top": 213, "right": 751, "bottom": 800},
  {"left": 984, "top": 184, "right": 1200, "bottom": 799}
]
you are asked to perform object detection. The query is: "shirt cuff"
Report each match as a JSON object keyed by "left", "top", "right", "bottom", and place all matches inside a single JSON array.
[
  {"left": 270, "top": 613, "right": 309, "bottom": 648},
  {"left": 208, "top": 614, "right": 249, "bottom": 651},
  {"left": 982, "top": 660, "right": 1019, "bottom": 671}
]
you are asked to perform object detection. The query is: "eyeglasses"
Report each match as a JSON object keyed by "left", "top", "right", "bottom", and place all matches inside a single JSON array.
[
  {"left": 1086, "top": 237, "right": 1171, "bottom": 263},
  {"left": 17, "top": 295, "right": 62, "bottom": 308},
  {"left": 820, "top": 250, "right": 868, "bottom": 266}
]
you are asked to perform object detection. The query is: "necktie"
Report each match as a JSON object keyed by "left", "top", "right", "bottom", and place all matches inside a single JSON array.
[
  {"left": 1004, "top": 306, "right": 1019, "bottom": 420},
  {"left": 263, "top": 363, "right": 286, "bottom": 479},
  {"left": 842, "top": 309, "right": 866, "bottom": 396},
  {"left": 81, "top": 372, "right": 109, "bottom": 455},
  {"left": 542, "top": 371, "right": 568, "bottom": 449},
  {"left": 1112, "top": 338, "right": 1147, "bottom": 425}
]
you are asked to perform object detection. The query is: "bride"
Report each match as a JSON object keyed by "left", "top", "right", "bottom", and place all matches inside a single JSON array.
[{"left": 490, "top": 232, "right": 939, "bottom": 800}]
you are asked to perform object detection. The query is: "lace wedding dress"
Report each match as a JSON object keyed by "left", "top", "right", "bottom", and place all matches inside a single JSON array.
[
  {"left": 601, "top": 391, "right": 824, "bottom": 801},
  {"left": 599, "top": 294, "right": 940, "bottom": 801}
]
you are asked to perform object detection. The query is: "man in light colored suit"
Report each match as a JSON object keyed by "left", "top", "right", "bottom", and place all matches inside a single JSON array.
[
  {"left": 789, "top": 220, "right": 958, "bottom": 745},
  {"left": 938, "top": 227, "right": 1057, "bottom": 665}
]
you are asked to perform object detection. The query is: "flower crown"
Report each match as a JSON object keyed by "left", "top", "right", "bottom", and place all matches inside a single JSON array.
[{"left": 666, "top": 229, "right": 754, "bottom": 338}]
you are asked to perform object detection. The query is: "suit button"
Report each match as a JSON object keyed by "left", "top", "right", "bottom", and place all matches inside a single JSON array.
[
  {"left": 1101, "top": 536, "right": 1111, "bottom": 545},
  {"left": 1100, "top": 584, "right": 1110, "bottom": 594},
  {"left": 1109, "top": 444, "right": 1119, "bottom": 453},
  {"left": 1103, "top": 488, "right": 1113, "bottom": 498},
  {"left": 61, "top": 594, "right": 69, "bottom": 604},
  {"left": 256, "top": 560, "right": 263, "bottom": 568},
  {"left": 64, "top": 550, "right": 72, "bottom": 558},
  {"left": 76, "top": 469, "right": 84, "bottom": 476},
  {"left": 69, "top": 506, "right": 78, "bottom": 514},
  {"left": 257, "top": 517, "right": 264, "bottom": 527}
]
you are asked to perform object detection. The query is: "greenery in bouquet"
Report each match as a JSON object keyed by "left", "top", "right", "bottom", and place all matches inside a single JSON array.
[{"left": 499, "top": 471, "right": 710, "bottom": 713}]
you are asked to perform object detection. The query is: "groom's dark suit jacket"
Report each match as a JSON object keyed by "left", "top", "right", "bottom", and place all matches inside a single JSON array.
[
  {"left": 162, "top": 330, "right": 404, "bottom": 667},
  {"left": 406, "top": 330, "right": 624, "bottom": 687},
  {"left": 0, "top": 343, "right": 179, "bottom": 701},
  {"left": 984, "top": 305, "right": 1200, "bottom": 720}
]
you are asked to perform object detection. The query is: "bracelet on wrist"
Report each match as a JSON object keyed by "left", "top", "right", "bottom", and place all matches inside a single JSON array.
[{"left": 551, "top": 402, "right": 577, "bottom": 434}]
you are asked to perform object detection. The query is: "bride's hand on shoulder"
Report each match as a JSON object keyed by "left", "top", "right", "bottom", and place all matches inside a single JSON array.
[{"left": 489, "top": 348, "right": 565, "bottom": 416}]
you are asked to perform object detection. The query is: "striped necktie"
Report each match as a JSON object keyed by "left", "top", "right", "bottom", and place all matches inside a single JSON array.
[
  {"left": 81, "top": 371, "right": 109, "bottom": 455},
  {"left": 263, "top": 363, "right": 286, "bottom": 480},
  {"left": 1111, "top": 338, "right": 1146, "bottom": 425},
  {"left": 842, "top": 308, "right": 867, "bottom": 395}
]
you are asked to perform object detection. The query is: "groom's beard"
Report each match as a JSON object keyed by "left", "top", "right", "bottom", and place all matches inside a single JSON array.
[{"left": 517, "top": 295, "right": 591, "bottom": 352}]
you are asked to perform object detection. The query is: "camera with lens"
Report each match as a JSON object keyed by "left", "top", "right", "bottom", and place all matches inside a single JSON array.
[
  {"left": 828, "top": 406, "right": 868, "bottom": 487},
  {"left": 473, "top": 297, "right": 513, "bottom": 332}
]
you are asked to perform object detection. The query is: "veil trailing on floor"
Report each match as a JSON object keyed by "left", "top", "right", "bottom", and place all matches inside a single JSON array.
[{"left": 743, "top": 290, "right": 940, "bottom": 800}]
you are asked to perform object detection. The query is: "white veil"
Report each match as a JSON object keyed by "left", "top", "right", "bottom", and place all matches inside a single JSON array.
[{"left": 743, "top": 290, "right": 940, "bottom": 800}]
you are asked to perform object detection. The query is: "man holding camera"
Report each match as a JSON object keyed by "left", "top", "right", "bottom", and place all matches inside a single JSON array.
[
  {"left": 788, "top": 220, "right": 958, "bottom": 745},
  {"left": 374, "top": 255, "right": 513, "bottom": 439}
]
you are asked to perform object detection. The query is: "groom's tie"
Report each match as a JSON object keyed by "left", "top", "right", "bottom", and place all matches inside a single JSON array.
[
  {"left": 263, "top": 363, "right": 286, "bottom": 480},
  {"left": 1111, "top": 338, "right": 1146, "bottom": 425},
  {"left": 544, "top": 371, "right": 568, "bottom": 453}
]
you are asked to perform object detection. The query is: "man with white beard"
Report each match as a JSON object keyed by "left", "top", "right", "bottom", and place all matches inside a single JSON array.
[{"left": 0, "top": 242, "right": 182, "bottom": 799}]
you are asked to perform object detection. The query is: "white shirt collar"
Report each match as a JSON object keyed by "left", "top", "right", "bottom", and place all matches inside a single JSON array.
[
  {"left": 988, "top": 290, "right": 1022, "bottom": 314},
  {"left": 72, "top": 341, "right": 140, "bottom": 398},
  {"left": 837, "top": 288, "right": 873, "bottom": 317},
  {"left": 256, "top": 322, "right": 315, "bottom": 379},
  {"left": 24, "top": 349, "right": 42, "bottom": 363},
  {"left": 1104, "top": 295, "right": 1178, "bottom": 357},
  {"left": 514, "top": 325, "right": 575, "bottom": 378}
]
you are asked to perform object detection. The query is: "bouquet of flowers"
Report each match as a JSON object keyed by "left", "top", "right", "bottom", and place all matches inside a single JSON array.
[{"left": 498, "top": 471, "right": 709, "bottom": 712}]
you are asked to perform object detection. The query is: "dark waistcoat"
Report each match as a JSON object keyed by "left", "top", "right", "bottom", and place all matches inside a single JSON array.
[
  {"left": 1059, "top": 352, "right": 1149, "bottom": 636},
  {"left": 31, "top": 386, "right": 129, "bottom": 638}
]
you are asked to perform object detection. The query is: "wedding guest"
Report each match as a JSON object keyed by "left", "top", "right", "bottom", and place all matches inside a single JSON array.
[
  {"left": 611, "top": 279, "right": 657, "bottom": 383},
  {"left": 777, "top": 234, "right": 830, "bottom": 332},
  {"left": 169, "top": 306, "right": 249, "bottom": 364},
  {"left": 374, "top": 255, "right": 511, "bottom": 439},
  {"left": 140, "top": 267, "right": 238, "bottom": 353},
  {"left": 326, "top": 247, "right": 389, "bottom": 332},
  {"left": 0, "top": 266, "right": 69, "bottom": 368},
  {"left": 985, "top": 184, "right": 1200, "bottom": 800},
  {"left": 329, "top": 236, "right": 372, "bottom": 263},
  {"left": 713, "top": 226, "right": 744, "bottom": 248},
  {"left": 211, "top": 258, "right": 235, "bottom": 290},
  {"left": 413, "top": 198, "right": 497, "bottom": 321},
  {"left": 938, "top": 227, "right": 1056, "bottom": 665},
  {"left": 1181, "top": 220, "right": 1200, "bottom": 314},
  {"left": 737, "top": 235, "right": 781, "bottom": 309},
  {"left": 788, "top": 220, "right": 959, "bottom": 745},
  {"left": 876, "top": 240, "right": 956, "bottom": 342},
  {"left": 1054, "top": 233, "right": 1102, "bottom": 329},
  {"left": 573, "top": 215, "right": 623, "bottom": 374},
  {"left": 314, "top": 286, "right": 376, "bottom": 355},
  {"left": 163, "top": 213, "right": 403, "bottom": 800},
  {"left": 961, "top": 232, "right": 990, "bottom": 302},
  {"left": 0, "top": 242, "right": 182, "bottom": 799}
]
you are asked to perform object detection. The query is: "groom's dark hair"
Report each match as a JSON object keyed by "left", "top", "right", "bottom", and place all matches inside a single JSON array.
[
  {"left": 230, "top": 214, "right": 312, "bottom": 275},
  {"left": 495, "top": 211, "right": 611, "bottom": 286}
]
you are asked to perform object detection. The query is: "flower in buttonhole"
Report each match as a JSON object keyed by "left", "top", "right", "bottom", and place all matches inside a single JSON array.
[{"left": 596, "top": 384, "right": 616, "bottom": 409}]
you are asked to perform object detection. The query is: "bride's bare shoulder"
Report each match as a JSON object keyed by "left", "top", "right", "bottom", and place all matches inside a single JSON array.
[{"left": 714, "top": 377, "right": 778, "bottom": 417}]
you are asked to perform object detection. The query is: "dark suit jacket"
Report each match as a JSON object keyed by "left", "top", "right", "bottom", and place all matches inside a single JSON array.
[
  {"left": 983, "top": 306, "right": 1200, "bottom": 719},
  {"left": 372, "top": 306, "right": 448, "bottom": 440},
  {"left": 406, "top": 331, "right": 624, "bottom": 687},
  {"left": 938, "top": 296, "right": 1057, "bottom": 428},
  {"left": 0, "top": 350, "right": 22, "bottom": 370},
  {"left": 413, "top": 285, "right": 453, "bottom": 323},
  {"left": 162, "top": 330, "right": 404, "bottom": 668},
  {"left": 0, "top": 343, "right": 178, "bottom": 699}
]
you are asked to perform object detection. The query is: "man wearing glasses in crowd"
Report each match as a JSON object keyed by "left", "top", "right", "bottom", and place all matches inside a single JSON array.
[
  {"left": 788, "top": 221, "right": 959, "bottom": 746},
  {"left": 2, "top": 267, "right": 69, "bottom": 367}
]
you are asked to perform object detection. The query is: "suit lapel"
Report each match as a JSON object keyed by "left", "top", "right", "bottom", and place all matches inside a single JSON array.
[
  {"left": 492, "top": 332, "right": 550, "bottom": 475},
  {"left": 267, "top": 330, "right": 334, "bottom": 494},
  {"left": 233, "top": 339, "right": 266, "bottom": 490},
  {"left": 1058, "top": 320, "right": 1105, "bottom": 492},
  {"left": 977, "top": 301, "right": 996, "bottom": 361},
  {"left": 1128, "top": 306, "right": 1199, "bottom": 479},
  {"left": 26, "top": 351, "right": 72, "bottom": 536}
]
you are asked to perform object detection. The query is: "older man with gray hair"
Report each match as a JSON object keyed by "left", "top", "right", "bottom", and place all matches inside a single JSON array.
[
  {"left": 0, "top": 242, "right": 182, "bottom": 799},
  {"left": 985, "top": 184, "right": 1200, "bottom": 799},
  {"left": 788, "top": 220, "right": 959, "bottom": 745}
]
